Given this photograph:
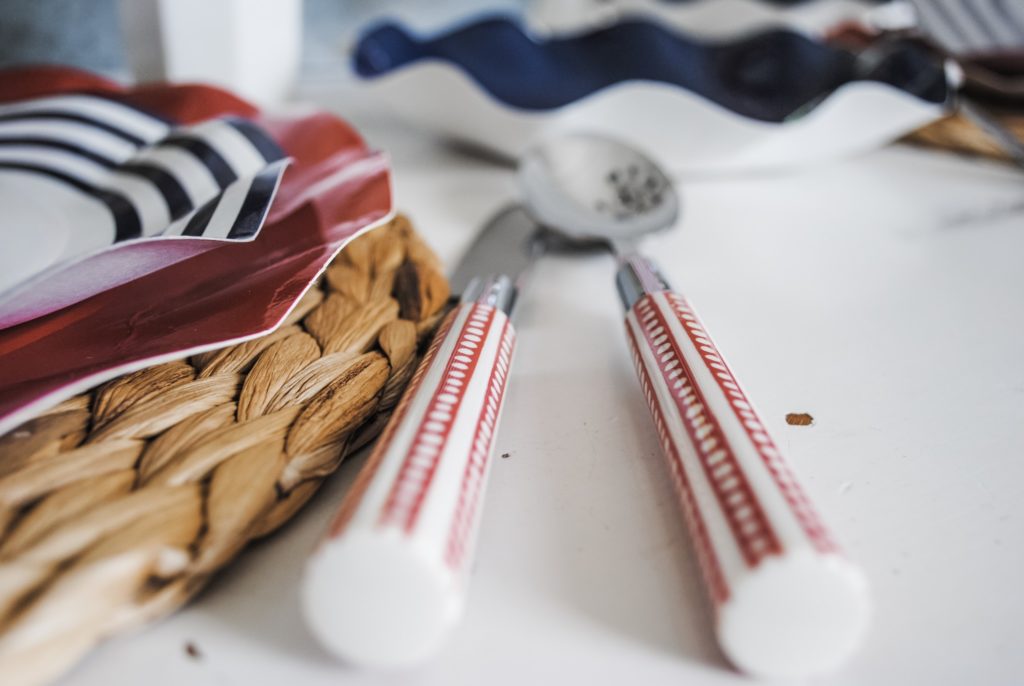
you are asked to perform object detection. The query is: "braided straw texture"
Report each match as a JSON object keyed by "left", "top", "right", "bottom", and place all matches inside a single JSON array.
[
  {"left": 907, "top": 111, "right": 1024, "bottom": 162},
  {"left": 0, "top": 215, "right": 450, "bottom": 686}
]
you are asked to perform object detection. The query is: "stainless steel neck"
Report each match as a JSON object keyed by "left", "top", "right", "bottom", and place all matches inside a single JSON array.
[
  {"left": 461, "top": 273, "right": 517, "bottom": 316},
  {"left": 615, "top": 254, "right": 672, "bottom": 310}
]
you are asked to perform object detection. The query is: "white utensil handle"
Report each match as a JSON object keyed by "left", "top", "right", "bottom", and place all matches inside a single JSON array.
[
  {"left": 303, "top": 301, "right": 515, "bottom": 668},
  {"left": 623, "top": 288, "right": 870, "bottom": 679}
]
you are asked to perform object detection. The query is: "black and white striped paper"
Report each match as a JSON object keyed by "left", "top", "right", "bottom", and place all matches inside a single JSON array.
[{"left": 0, "top": 93, "right": 290, "bottom": 300}]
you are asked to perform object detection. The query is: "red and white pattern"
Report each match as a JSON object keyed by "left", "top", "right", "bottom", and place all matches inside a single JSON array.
[
  {"left": 378, "top": 304, "right": 498, "bottom": 532},
  {"left": 324, "top": 300, "right": 516, "bottom": 580},
  {"left": 326, "top": 307, "right": 458, "bottom": 538},
  {"left": 626, "top": 323, "right": 731, "bottom": 603},
  {"left": 662, "top": 293, "right": 838, "bottom": 554},
  {"left": 625, "top": 290, "right": 843, "bottom": 611},
  {"left": 444, "top": 318, "right": 514, "bottom": 571},
  {"left": 633, "top": 294, "right": 781, "bottom": 565}
]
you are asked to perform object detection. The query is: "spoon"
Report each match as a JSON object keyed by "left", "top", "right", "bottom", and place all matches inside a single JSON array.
[{"left": 519, "top": 133, "right": 870, "bottom": 679}]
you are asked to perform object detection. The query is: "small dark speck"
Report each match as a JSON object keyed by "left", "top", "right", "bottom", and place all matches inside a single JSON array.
[
  {"left": 185, "top": 642, "right": 202, "bottom": 660},
  {"left": 500, "top": 452, "right": 510, "bottom": 459}
]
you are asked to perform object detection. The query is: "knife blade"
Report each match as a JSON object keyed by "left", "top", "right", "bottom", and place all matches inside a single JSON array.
[
  {"left": 302, "top": 205, "right": 542, "bottom": 668},
  {"left": 449, "top": 204, "right": 544, "bottom": 312}
]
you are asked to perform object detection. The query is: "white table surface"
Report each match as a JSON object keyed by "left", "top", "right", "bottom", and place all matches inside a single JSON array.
[{"left": 63, "top": 94, "right": 1024, "bottom": 686}]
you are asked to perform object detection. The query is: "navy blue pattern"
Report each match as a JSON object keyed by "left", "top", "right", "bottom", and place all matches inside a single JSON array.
[
  {"left": 160, "top": 134, "right": 238, "bottom": 188},
  {"left": 0, "top": 136, "right": 118, "bottom": 167},
  {"left": 0, "top": 95, "right": 288, "bottom": 246},
  {"left": 0, "top": 161, "right": 142, "bottom": 241},
  {"left": 0, "top": 109, "right": 148, "bottom": 145},
  {"left": 354, "top": 17, "right": 948, "bottom": 122}
]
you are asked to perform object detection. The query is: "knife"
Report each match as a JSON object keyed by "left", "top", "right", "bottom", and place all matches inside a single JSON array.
[{"left": 302, "top": 206, "right": 542, "bottom": 667}]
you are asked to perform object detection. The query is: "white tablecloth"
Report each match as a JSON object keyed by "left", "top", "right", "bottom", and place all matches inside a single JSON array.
[{"left": 64, "top": 88, "right": 1024, "bottom": 686}]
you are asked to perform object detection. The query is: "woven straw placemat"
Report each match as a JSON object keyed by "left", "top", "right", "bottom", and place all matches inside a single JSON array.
[
  {"left": 0, "top": 214, "right": 450, "bottom": 685},
  {"left": 907, "top": 110, "right": 1024, "bottom": 162}
]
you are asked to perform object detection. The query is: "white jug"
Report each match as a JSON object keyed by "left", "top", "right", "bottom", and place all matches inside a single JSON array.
[{"left": 119, "top": 0, "right": 302, "bottom": 105}]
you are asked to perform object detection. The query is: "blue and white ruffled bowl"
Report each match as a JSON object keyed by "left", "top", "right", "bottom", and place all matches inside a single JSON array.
[{"left": 350, "top": 9, "right": 956, "bottom": 174}]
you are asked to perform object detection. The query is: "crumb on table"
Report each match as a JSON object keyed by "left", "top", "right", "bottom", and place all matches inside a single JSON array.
[
  {"left": 785, "top": 412, "right": 814, "bottom": 426},
  {"left": 185, "top": 642, "right": 202, "bottom": 660}
]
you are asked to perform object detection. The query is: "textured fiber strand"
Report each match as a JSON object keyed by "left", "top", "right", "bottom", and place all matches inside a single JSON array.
[
  {"left": 907, "top": 111, "right": 1024, "bottom": 162},
  {"left": 0, "top": 214, "right": 449, "bottom": 686}
]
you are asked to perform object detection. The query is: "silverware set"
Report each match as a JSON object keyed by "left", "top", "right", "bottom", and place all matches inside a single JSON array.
[{"left": 303, "top": 134, "right": 870, "bottom": 679}]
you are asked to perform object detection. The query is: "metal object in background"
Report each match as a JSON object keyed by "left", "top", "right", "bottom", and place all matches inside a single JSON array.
[
  {"left": 957, "top": 97, "right": 1024, "bottom": 167},
  {"left": 905, "top": 0, "right": 1024, "bottom": 169}
]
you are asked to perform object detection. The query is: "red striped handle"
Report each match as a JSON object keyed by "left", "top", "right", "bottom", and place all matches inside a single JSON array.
[
  {"left": 623, "top": 289, "right": 869, "bottom": 678},
  {"left": 303, "top": 301, "right": 515, "bottom": 667}
]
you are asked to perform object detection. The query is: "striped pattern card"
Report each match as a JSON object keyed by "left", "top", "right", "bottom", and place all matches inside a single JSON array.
[
  {"left": 0, "top": 93, "right": 291, "bottom": 327},
  {"left": 0, "top": 66, "right": 394, "bottom": 433},
  {"left": 910, "top": 0, "right": 1024, "bottom": 55}
]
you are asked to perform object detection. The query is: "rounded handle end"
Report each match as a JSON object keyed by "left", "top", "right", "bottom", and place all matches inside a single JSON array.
[
  {"left": 302, "top": 532, "right": 458, "bottom": 668},
  {"left": 717, "top": 552, "right": 871, "bottom": 679}
]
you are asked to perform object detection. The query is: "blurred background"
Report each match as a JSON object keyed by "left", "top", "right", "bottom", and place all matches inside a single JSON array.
[
  {"left": 1, "top": 0, "right": 1021, "bottom": 171},
  {"left": 0, "top": 0, "right": 519, "bottom": 80}
]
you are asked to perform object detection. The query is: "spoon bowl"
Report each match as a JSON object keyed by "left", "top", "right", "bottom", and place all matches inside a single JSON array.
[{"left": 518, "top": 133, "right": 678, "bottom": 249}]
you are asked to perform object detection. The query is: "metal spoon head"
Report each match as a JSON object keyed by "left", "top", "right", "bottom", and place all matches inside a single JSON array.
[{"left": 518, "top": 133, "right": 679, "bottom": 246}]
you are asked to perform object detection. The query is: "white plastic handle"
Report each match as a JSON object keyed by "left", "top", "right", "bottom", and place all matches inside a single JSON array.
[
  {"left": 303, "top": 301, "right": 515, "bottom": 667},
  {"left": 624, "top": 289, "right": 870, "bottom": 679}
]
